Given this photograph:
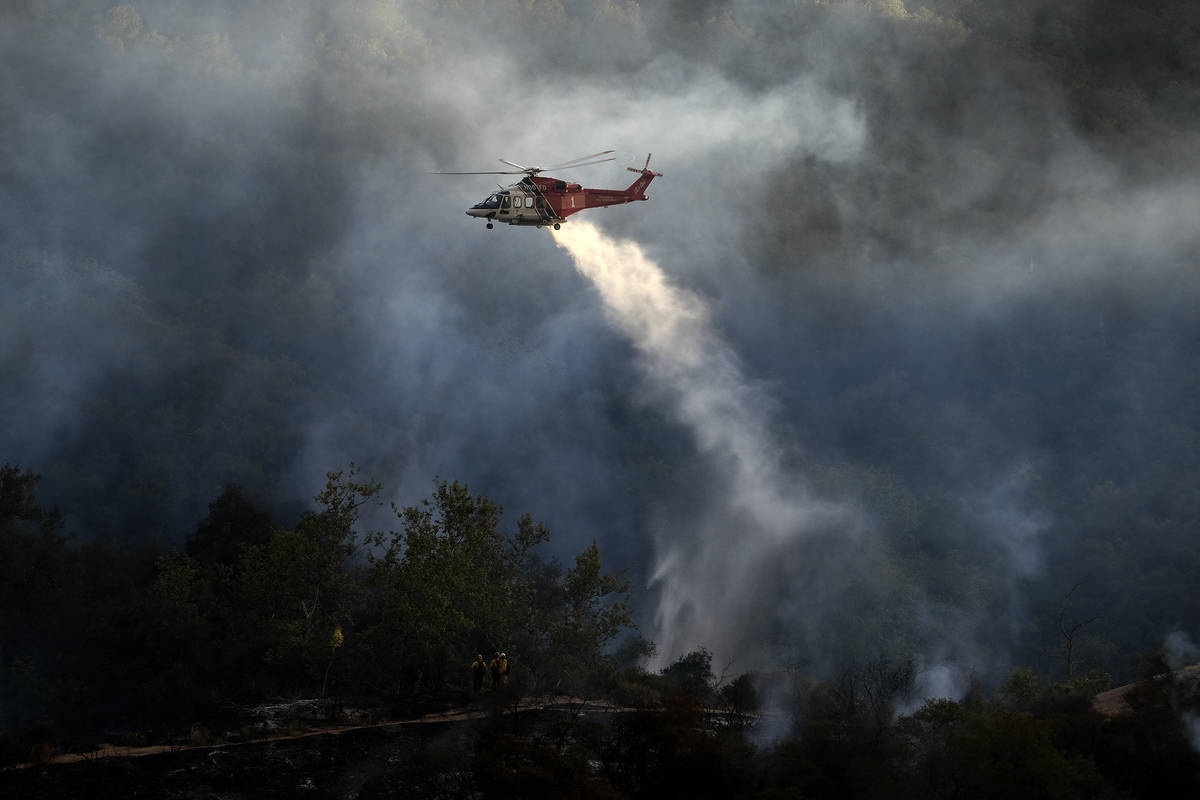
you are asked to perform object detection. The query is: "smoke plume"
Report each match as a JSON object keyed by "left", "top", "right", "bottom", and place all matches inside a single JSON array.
[{"left": 553, "top": 220, "right": 851, "bottom": 664}]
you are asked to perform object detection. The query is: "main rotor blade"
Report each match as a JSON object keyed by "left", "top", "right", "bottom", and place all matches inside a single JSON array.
[
  {"left": 546, "top": 150, "right": 616, "bottom": 169},
  {"left": 546, "top": 157, "right": 615, "bottom": 171},
  {"left": 434, "top": 150, "right": 616, "bottom": 176}
]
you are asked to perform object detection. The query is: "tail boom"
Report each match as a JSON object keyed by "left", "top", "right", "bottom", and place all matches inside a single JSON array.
[{"left": 579, "top": 164, "right": 662, "bottom": 211}]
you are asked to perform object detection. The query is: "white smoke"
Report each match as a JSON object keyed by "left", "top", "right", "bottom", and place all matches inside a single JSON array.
[
  {"left": 552, "top": 220, "right": 852, "bottom": 666},
  {"left": 1163, "top": 631, "right": 1200, "bottom": 753},
  {"left": 1186, "top": 713, "right": 1200, "bottom": 756},
  {"left": 1164, "top": 630, "right": 1200, "bottom": 670}
]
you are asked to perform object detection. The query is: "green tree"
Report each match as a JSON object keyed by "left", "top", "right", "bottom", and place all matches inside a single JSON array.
[
  {"left": 359, "top": 481, "right": 633, "bottom": 699},
  {"left": 661, "top": 648, "right": 715, "bottom": 703},
  {"left": 0, "top": 466, "right": 160, "bottom": 751},
  {"left": 996, "top": 666, "right": 1040, "bottom": 710},
  {"left": 897, "top": 698, "right": 1100, "bottom": 799},
  {"left": 524, "top": 540, "right": 633, "bottom": 698},
  {"left": 236, "top": 465, "right": 379, "bottom": 695},
  {"left": 0, "top": 465, "right": 81, "bottom": 738},
  {"left": 0, "top": 464, "right": 63, "bottom": 536},
  {"left": 361, "top": 479, "right": 537, "bottom": 692},
  {"left": 184, "top": 484, "right": 272, "bottom": 567}
]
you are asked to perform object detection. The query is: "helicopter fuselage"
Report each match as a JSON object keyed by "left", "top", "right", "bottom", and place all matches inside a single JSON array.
[{"left": 466, "top": 169, "right": 660, "bottom": 229}]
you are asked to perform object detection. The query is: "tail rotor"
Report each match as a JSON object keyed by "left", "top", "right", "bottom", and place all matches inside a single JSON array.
[{"left": 628, "top": 153, "right": 657, "bottom": 174}]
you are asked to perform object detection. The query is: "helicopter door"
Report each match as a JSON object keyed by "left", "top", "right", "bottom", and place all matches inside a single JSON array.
[{"left": 499, "top": 195, "right": 512, "bottom": 216}]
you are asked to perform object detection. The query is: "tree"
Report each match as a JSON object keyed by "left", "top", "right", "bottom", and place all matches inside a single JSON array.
[
  {"left": 0, "top": 466, "right": 161, "bottom": 747},
  {"left": 359, "top": 482, "right": 633, "bottom": 700},
  {"left": 661, "top": 649, "right": 715, "bottom": 702},
  {"left": 897, "top": 699, "right": 1100, "bottom": 799},
  {"left": 525, "top": 540, "right": 633, "bottom": 698},
  {"left": 0, "top": 463, "right": 62, "bottom": 536},
  {"left": 996, "top": 666, "right": 1040, "bottom": 710},
  {"left": 362, "top": 479, "right": 532, "bottom": 693},
  {"left": 184, "top": 484, "right": 272, "bottom": 567},
  {"left": 236, "top": 465, "right": 380, "bottom": 695},
  {"left": 1045, "top": 582, "right": 1105, "bottom": 681},
  {"left": 0, "top": 466, "right": 75, "bottom": 740}
]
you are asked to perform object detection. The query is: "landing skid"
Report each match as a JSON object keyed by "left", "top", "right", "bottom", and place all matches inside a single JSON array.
[{"left": 483, "top": 220, "right": 562, "bottom": 230}]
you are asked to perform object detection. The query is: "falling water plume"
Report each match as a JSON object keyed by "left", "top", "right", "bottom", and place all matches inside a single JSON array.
[{"left": 551, "top": 221, "right": 849, "bottom": 666}]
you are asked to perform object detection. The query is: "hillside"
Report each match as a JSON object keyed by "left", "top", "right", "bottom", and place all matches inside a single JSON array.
[{"left": 1093, "top": 663, "right": 1200, "bottom": 718}]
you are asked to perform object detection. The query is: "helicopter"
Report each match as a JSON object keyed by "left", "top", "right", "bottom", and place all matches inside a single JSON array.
[{"left": 434, "top": 151, "right": 661, "bottom": 229}]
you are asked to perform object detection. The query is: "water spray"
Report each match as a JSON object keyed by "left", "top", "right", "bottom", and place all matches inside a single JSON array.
[{"left": 551, "top": 221, "right": 848, "bottom": 666}]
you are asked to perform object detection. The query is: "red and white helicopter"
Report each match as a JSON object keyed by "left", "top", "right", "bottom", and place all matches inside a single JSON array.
[{"left": 435, "top": 151, "right": 661, "bottom": 229}]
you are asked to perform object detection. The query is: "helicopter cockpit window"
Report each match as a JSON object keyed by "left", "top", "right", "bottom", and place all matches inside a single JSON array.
[
  {"left": 472, "top": 193, "right": 503, "bottom": 210},
  {"left": 501, "top": 195, "right": 511, "bottom": 210}
]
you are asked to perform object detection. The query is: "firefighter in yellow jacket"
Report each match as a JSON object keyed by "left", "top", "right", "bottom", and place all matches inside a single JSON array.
[
  {"left": 471, "top": 653, "right": 488, "bottom": 694},
  {"left": 489, "top": 651, "right": 509, "bottom": 691}
]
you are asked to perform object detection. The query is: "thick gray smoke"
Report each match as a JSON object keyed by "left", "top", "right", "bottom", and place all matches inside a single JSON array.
[{"left": 3, "top": 1, "right": 1198, "bottom": 685}]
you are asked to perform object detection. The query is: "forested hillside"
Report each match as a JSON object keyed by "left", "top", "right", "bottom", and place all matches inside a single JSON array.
[
  {"left": 3, "top": 465, "right": 1198, "bottom": 797},
  {"left": 0, "top": 464, "right": 633, "bottom": 743}
]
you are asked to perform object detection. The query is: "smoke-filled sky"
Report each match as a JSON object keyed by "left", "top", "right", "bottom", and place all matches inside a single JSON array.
[{"left": 4, "top": 1, "right": 1199, "bottom": 684}]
